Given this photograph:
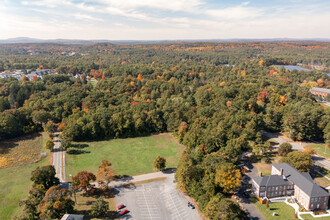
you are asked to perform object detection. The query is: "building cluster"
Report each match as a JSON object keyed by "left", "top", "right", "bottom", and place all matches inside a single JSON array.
[
  {"left": 252, "top": 163, "right": 329, "bottom": 211},
  {"left": 0, "top": 69, "right": 56, "bottom": 81}
]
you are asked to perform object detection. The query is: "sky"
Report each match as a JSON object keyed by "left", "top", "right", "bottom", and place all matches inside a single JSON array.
[{"left": 0, "top": 0, "right": 330, "bottom": 40}]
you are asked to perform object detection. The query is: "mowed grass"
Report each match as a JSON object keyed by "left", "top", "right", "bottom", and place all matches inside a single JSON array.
[
  {"left": 0, "top": 132, "right": 50, "bottom": 219},
  {"left": 250, "top": 197, "right": 296, "bottom": 220},
  {"left": 66, "top": 133, "right": 185, "bottom": 178},
  {"left": 300, "top": 214, "right": 330, "bottom": 220},
  {"left": 305, "top": 144, "right": 330, "bottom": 159}
]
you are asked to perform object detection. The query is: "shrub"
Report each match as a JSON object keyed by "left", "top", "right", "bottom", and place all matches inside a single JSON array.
[{"left": 278, "top": 143, "right": 292, "bottom": 156}]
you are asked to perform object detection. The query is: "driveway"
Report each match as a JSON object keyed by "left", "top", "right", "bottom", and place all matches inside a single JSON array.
[
  {"left": 113, "top": 172, "right": 201, "bottom": 220},
  {"left": 236, "top": 160, "right": 265, "bottom": 220},
  {"left": 262, "top": 131, "right": 330, "bottom": 170}
]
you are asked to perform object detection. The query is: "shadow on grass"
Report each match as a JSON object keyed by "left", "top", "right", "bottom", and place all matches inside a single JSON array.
[
  {"left": 0, "top": 133, "right": 42, "bottom": 154},
  {"left": 66, "top": 144, "right": 90, "bottom": 154},
  {"left": 74, "top": 188, "right": 118, "bottom": 219},
  {"left": 67, "top": 149, "right": 90, "bottom": 155}
]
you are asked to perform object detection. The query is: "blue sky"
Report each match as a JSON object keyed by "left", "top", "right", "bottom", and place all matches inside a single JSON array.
[{"left": 0, "top": 0, "right": 329, "bottom": 40}]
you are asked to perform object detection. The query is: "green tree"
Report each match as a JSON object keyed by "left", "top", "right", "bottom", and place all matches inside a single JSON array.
[
  {"left": 90, "top": 197, "right": 109, "bottom": 217},
  {"left": 45, "top": 139, "right": 54, "bottom": 151},
  {"left": 154, "top": 155, "right": 166, "bottom": 171},
  {"left": 281, "top": 151, "right": 313, "bottom": 172},
  {"left": 31, "top": 165, "right": 59, "bottom": 189},
  {"left": 204, "top": 195, "right": 244, "bottom": 220},
  {"left": 278, "top": 143, "right": 293, "bottom": 156}
]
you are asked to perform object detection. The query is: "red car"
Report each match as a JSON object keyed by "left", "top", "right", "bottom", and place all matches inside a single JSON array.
[
  {"left": 117, "top": 204, "right": 125, "bottom": 210},
  {"left": 120, "top": 209, "right": 129, "bottom": 216}
]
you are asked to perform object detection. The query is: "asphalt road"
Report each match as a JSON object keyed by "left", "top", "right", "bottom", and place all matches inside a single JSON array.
[
  {"left": 262, "top": 131, "right": 330, "bottom": 170},
  {"left": 53, "top": 131, "right": 65, "bottom": 183},
  {"left": 114, "top": 172, "right": 201, "bottom": 220},
  {"left": 237, "top": 160, "right": 265, "bottom": 220}
]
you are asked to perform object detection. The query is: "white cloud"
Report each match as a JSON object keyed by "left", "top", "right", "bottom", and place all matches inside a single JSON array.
[
  {"left": 98, "top": 0, "right": 204, "bottom": 12},
  {"left": 74, "top": 13, "right": 103, "bottom": 21},
  {"left": 206, "top": 2, "right": 264, "bottom": 20}
]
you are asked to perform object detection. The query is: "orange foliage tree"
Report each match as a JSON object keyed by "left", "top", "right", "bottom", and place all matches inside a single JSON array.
[
  {"left": 97, "top": 160, "right": 116, "bottom": 189},
  {"left": 137, "top": 74, "right": 143, "bottom": 82},
  {"left": 72, "top": 171, "right": 96, "bottom": 193}
]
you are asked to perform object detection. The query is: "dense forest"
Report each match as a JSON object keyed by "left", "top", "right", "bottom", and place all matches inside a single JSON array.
[{"left": 0, "top": 42, "right": 329, "bottom": 219}]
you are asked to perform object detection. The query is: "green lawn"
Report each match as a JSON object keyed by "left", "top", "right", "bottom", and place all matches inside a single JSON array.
[
  {"left": 250, "top": 197, "right": 296, "bottom": 220},
  {"left": 0, "top": 133, "right": 50, "bottom": 219},
  {"left": 300, "top": 214, "right": 330, "bottom": 220},
  {"left": 66, "top": 133, "right": 185, "bottom": 179},
  {"left": 305, "top": 144, "right": 330, "bottom": 159}
]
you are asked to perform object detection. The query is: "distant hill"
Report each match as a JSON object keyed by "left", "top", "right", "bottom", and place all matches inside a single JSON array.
[{"left": 0, "top": 37, "right": 329, "bottom": 45}]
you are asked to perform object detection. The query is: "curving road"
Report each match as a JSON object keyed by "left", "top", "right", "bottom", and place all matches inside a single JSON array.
[
  {"left": 262, "top": 131, "right": 330, "bottom": 170},
  {"left": 53, "top": 132, "right": 66, "bottom": 183}
]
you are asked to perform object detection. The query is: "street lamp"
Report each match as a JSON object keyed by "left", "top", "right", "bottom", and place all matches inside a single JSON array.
[{"left": 69, "top": 174, "right": 77, "bottom": 204}]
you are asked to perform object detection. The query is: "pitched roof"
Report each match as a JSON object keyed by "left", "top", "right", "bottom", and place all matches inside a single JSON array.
[
  {"left": 273, "top": 163, "right": 329, "bottom": 197},
  {"left": 253, "top": 175, "right": 291, "bottom": 187},
  {"left": 310, "top": 87, "right": 330, "bottom": 94}
]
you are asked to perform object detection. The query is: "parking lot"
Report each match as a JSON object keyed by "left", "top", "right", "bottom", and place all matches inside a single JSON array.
[{"left": 114, "top": 173, "right": 200, "bottom": 220}]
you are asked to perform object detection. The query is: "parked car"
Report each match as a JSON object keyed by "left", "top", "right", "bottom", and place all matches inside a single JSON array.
[
  {"left": 120, "top": 209, "right": 129, "bottom": 216},
  {"left": 117, "top": 204, "right": 125, "bottom": 210},
  {"left": 188, "top": 202, "right": 195, "bottom": 209}
]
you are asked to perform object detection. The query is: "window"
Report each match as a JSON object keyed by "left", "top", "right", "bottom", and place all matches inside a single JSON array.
[
  {"left": 276, "top": 187, "right": 278, "bottom": 190},
  {"left": 311, "top": 204, "right": 314, "bottom": 208},
  {"left": 279, "top": 186, "right": 282, "bottom": 190},
  {"left": 275, "top": 192, "right": 278, "bottom": 196},
  {"left": 260, "top": 187, "right": 265, "bottom": 191},
  {"left": 283, "top": 186, "right": 286, "bottom": 190},
  {"left": 311, "top": 198, "right": 314, "bottom": 202},
  {"left": 272, "top": 187, "right": 275, "bottom": 191},
  {"left": 260, "top": 192, "right": 265, "bottom": 197},
  {"left": 268, "top": 187, "right": 271, "bottom": 191}
]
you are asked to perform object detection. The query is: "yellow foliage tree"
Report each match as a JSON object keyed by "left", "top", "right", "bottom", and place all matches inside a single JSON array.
[
  {"left": 215, "top": 163, "right": 242, "bottom": 193},
  {"left": 279, "top": 95, "right": 287, "bottom": 106},
  {"left": 259, "top": 60, "right": 264, "bottom": 66},
  {"left": 241, "top": 70, "right": 246, "bottom": 76}
]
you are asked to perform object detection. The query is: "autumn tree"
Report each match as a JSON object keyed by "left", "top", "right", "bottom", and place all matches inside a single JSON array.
[
  {"left": 137, "top": 74, "right": 143, "bottom": 82},
  {"left": 154, "top": 155, "right": 166, "bottom": 171},
  {"left": 304, "top": 148, "right": 316, "bottom": 156},
  {"left": 31, "top": 165, "right": 59, "bottom": 190},
  {"left": 281, "top": 151, "right": 313, "bottom": 172},
  {"left": 278, "top": 143, "right": 293, "bottom": 156},
  {"left": 37, "top": 186, "right": 74, "bottom": 219},
  {"left": 97, "top": 160, "right": 116, "bottom": 189},
  {"left": 73, "top": 171, "right": 96, "bottom": 193},
  {"left": 20, "top": 184, "right": 46, "bottom": 219},
  {"left": 90, "top": 197, "right": 109, "bottom": 217},
  {"left": 215, "top": 163, "right": 241, "bottom": 193}
]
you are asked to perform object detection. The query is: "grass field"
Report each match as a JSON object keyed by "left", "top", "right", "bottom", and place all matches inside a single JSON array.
[
  {"left": 0, "top": 132, "right": 50, "bottom": 219},
  {"left": 74, "top": 189, "right": 117, "bottom": 219},
  {"left": 250, "top": 197, "right": 296, "bottom": 220},
  {"left": 305, "top": 144, "right": 330, "bottom": 159},
  {"left": 66, "top": 133, "right": 185, "bottom": 179},
  {"left": 300, "top": 214, "right": 330, "bottom": 220}
]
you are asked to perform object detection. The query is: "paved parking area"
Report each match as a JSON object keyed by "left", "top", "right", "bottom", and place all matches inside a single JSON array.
[{"left": 114, "top": 173, "right": 200, "bottom": 220}]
